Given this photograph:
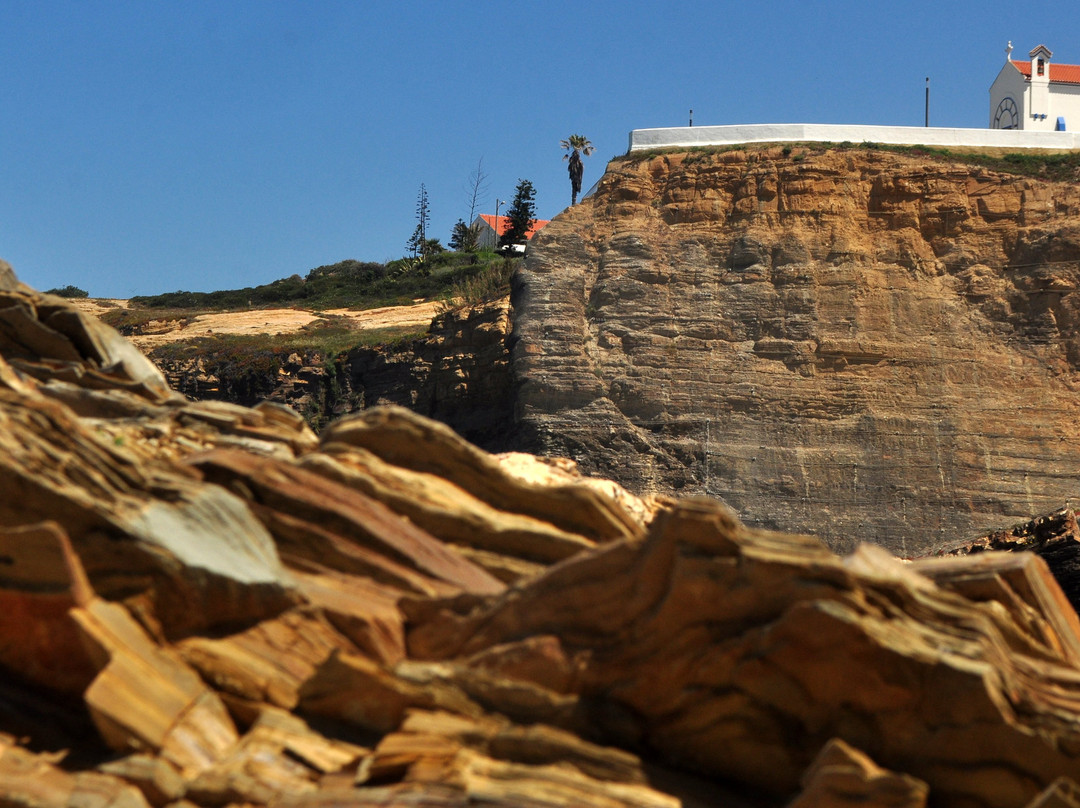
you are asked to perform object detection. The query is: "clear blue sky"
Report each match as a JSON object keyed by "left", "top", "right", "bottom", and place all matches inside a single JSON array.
[{"left": 2, "top": 1, "right": 1078, "bottom": 298}]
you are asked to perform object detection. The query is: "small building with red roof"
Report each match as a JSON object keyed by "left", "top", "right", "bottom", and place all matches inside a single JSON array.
[
  {"left": 990, "top": 43, "right": 1080, "bottom": 131},
  {"left": 471, "top": 214, "right": 550, "bottom": 251}
]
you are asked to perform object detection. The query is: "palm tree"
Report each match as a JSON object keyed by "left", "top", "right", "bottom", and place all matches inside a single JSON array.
[{"left": 561, "top": 134, "right": 594, "bottom": 205}]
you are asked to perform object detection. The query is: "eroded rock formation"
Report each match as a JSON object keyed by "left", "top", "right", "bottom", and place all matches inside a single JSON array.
[
  {"left": 7, "top": 258, "right": 1080, "bottom": 806},
  {"left": 512, "top": 146, "right": 1080, "bottom": 555},
  {"left": 159, "top": 300, "right": 515, "bottom": 449}
]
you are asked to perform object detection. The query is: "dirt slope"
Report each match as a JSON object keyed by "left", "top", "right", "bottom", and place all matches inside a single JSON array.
[{"left": 72, "top": 298, "right": 443, "bottom": 350}]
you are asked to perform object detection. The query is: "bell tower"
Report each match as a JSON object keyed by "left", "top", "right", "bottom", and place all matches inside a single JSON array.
[{"left": 1029, "top": 44, "right": 1053, "bottom": 127}]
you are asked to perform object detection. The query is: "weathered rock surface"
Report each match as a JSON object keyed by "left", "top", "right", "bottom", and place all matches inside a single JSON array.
[
  {"left": 159, "top": 299, "right": 516, "bottom": 449},
  {"left": 511, "top": 146, "right": 1080, "bottom": 554},
  {"left": 7, "top": 261, "right": 1080, "bottom": 806},
  {"left": 938, "top": 507, "right": 1080, "bottom": 615}
]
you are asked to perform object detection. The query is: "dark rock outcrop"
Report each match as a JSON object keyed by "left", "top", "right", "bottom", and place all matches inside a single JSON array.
[
  {"left": 939, "top": 507, "right": 1080, "bottom": 615},
  {"left": 160, "top": 300, "right": 515, "bottom": 450}
]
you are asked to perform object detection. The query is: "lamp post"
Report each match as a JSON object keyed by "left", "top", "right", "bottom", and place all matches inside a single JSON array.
[{"left": 494, "top": 198, "right": 505, "bottom": 250}]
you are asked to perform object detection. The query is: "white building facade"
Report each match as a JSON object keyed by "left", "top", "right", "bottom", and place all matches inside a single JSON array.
[{"left": 989, "top": 43, "right": 1080, "bottom": 131}]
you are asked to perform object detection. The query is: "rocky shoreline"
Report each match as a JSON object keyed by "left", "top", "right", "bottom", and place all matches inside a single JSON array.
[{"left": 6, "top": 253, "right": 1080, "bottom": 806}]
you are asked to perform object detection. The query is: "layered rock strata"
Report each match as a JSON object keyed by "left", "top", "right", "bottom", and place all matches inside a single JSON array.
[
  {"left": 7, "top": 260, "right": 1080, "bottom": 806},
  {"left": 512, "top": 146, "right": 1080, "bottom": 554}
]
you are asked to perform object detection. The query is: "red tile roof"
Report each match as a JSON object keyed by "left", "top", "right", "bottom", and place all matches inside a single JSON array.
[
  {"left": 1011, "top": 59, "right": 1080, "bottom": 85},
  {"left": 477, "top": 214, "right": 550, "bottom": 241}
]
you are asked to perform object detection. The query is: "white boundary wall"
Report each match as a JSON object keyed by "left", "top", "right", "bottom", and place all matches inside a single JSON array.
[{"left": 629, "top": 123, "right": 1080, "bottom": 152}]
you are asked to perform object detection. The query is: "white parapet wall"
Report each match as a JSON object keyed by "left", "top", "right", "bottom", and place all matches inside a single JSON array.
[{"left": 628, "top": 123, "right": 1080, "bottom": 152}]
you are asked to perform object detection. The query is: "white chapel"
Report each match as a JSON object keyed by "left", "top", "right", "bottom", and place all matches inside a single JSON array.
[{"left": 989, "top": 42, "right": 1080, "bottom": 131}]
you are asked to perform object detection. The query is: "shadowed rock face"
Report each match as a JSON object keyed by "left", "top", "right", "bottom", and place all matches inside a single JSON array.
[
  {"left": 511, "top": 146, "right": 1080, "bottom": 555},
  {"left": 159, "top": 300, "right": 516, "bottom": 450}
]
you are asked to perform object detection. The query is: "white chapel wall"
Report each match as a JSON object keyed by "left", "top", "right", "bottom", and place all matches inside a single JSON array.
[{"left": 629, "top": 123, "right": 1080, "bottom": 152}]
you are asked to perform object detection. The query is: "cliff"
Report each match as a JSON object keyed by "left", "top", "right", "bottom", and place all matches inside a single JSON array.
[
  {"left": 10, "top": 259, "right": 1080, "bottom": 807},
  {"left": 512, "top": 145, "right": 1080, "bottom": 555},
  {"left": 8, "top": 260, "right": 1080, "bottom": 808},
  {"left": 160, "top": 300, "right": 515, "bottom": 450}
]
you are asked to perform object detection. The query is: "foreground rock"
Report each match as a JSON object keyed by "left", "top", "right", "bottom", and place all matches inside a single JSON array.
[
  {"left": 512, "top": 146, "right": 1080, "bottom": 555},
  {"left": 6, "top": 259, "right": 1080, "bottom": 806}
]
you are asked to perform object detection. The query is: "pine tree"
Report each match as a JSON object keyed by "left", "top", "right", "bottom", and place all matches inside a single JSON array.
[
  {"left": 450, "top": 219, "right": 478, "bottom": 252},
  {"left": 500, "top": 179, "right": 536, "bottom": 248},
  {"left": 406, "top": 223, "right": 423, "bottom": 259}
]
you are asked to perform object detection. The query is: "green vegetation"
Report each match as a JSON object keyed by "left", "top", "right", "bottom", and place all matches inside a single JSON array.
[
  {"left": 127, "top": 251, "right": 516, "bottom": 312},
  {"left": 407, "top": 183, "right": 432, "bottom": 260},
  {"left": 845, "top": 142, "right": 1080, "bottom": 181},
  {"left": 149, "top": 320, "right": 423, "bottom": 367},
  {"left": 45, "top": 285, "right": 89, "bottom": 298},
  {"left": 561, "top": 134, "right": 595, "bottom": 205},
  {"left": 618, "top": 141, "right": 1080, "bottom": 181},
  {"left": 101, "top": 250, "right": 518, "bottom": 398},
  {"left": 450, "top": 219, "right": 478, "bottom": 252},
  {"left": 100, "top": 306, "right": 208, "bottom": 335},
  {"left": 439, "top": 257, "right": 516, "bottom": 310},
  {"left": 500, "top": 179, "right": 537, "bottom": 247}
]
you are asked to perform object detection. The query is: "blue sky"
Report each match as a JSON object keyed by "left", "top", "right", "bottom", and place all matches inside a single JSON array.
[{"left": 2, "top": 1, "right": 1078, "bottom": 298}]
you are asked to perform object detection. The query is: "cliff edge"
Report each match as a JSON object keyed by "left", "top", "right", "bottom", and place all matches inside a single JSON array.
[{"left": 512, "top": 145, "right": 1080, "bottom": 554}]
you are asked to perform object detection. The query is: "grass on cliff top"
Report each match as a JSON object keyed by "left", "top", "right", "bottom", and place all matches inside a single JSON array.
[
  {"left": 126, "top": 251, "right": 518, "bottom": 313},
  {"left": 148, "top": 321, "right": 426, "bottom": 371},
  {"left": 101, "top": 253, "right": 518, "bottom": 334},
  {"left": 618, "top": 141, "right": 1080, "bottom": 181}
]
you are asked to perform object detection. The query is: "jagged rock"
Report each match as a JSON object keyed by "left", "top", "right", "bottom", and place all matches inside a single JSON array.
[
  {"left": 176, "top": 609, "right": 361, "bottom": 710},
  {"left": 72, "top": 595, "right": 240, "bottom": 777},
  {"left": 0, "top": 280, "right": 173, "bottom": 404},
  {"left": 6, "top": 262, "right": 1080, "bottom": 806},
  {"left": 189, "top": 446, "right": 505, "bottom": 598},
  {"left": 320, "top": 406, "right": 644, "bottom": 545},
  {"left": 97, "top": 754, "right": 186, "bottom": 807},
  {"left": 1024, "top": 778, "right": 1080, "bottom": 808},
  {"left": 183, "top": 707, "right": 365, "bottom": 806},
  {"left": 359, "top": 710, "right": 681, "bottom": 808},
  {"left": 0, "top": 735, "right": 152, "bottom": 808},
  {"left": 910, "top": 547, "right": 1080, "bottom": 667},
  {"left": 788, "top": 738, "right": 929, "bottom": 808},
  {"left": 407, "top": 500, "right": 1080, "bottom": 807},
  {"left": 0, "top": 521, "right": 99, "bottom": 694},
  {"left": 938, "top": 507, "right": 1080, "bottom": 614}
]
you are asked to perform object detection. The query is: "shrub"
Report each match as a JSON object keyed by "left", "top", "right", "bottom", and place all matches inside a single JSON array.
[{"left": 45, "top": 285, "right": 89, "bottom": 298}]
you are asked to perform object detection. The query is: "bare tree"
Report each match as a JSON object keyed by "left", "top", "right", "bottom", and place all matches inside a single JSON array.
[{"left": 465, "top": 158, "right": 489, "bottom": 225}]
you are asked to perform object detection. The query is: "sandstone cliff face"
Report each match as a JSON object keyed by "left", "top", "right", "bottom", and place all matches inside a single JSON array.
[{"left": 513, "top": 146, "right": 1080, "bottom": 554}]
